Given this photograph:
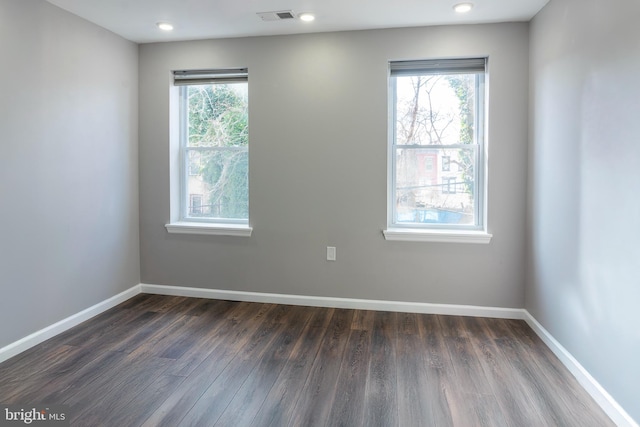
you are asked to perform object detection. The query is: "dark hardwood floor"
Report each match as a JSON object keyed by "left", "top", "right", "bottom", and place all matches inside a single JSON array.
[{"left": 0, "top": 294, "right": 614, "bottom": 426}]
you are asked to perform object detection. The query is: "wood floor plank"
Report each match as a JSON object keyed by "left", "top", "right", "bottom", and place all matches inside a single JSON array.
[
  {"left": 397, "top": 312, "right": 419, "bottom": 335},
  {"left": 65, "top": 352, "right": 173, "bottom": 424},
  {"left": 139, "top": 342, "right": 234, "bottom": 426},
  {"left": 48, "top": 301, "right": 143, "bottom": 348},
  {"left": 161, "top": 297, "right": 211, "bottom": 317},
  {"left": 17, "top": 350, "right": 129, "bottom": 405},
  {"left": 157, "top": 314, "right": 219, "bottom": 360},
  {"left": 0, "top": 295, "right": 616, "bottom": 427},
  {"left": 438, "top": 314, "right": 471, "bottom": 338},
  {"left": 163, "top": 300, "right": 245, "bottom": 377},
  {"left": 396, "top": 313, "right": 442, "bottom": 426},
  {"left": 73, "top": 310, "right": 162, "bottom": 356},
  {"left": 141, "top": 304, "right": 278, "bottom": 427},
  {"left": 465, "top": 317, "right": 548, "bottom": 427},
  {"left": 116, "top": 293, "right": 155, "bottom": 310},
  {"left": 326, "top": 327, "right": 372, "bottom": 427},
  {"left": 287, "top": 308, "right": 355, "bottom": 427},
  {"left": 444, "top": 335, "right": 508, "bottom": 426},
  {"left": 495, "top": 335, "right": 575, "bottom": 425},
  {"left": 214, "top": 306, "right": 313, "bottom": 426},
  {"left": 351, "top": 309, "right": 375, "bottom": 331},
  {"left": 175, "top": 307, "right": 294, "bottom": 426},
  {"left": 85, "top": 374, "right": 186, "bottom": 427},
  {"left": 251, "top": 307, "right": 333, "bottom": 427},
  {"left": 478, "top": 317, "right": 519, "bottom": 340},
  {"left": 363, "top": 311, "right": 398, "bottom": 427},
  {"left": 185, "top": 298, "right": 237, "bottom": 318},
  {"left": 0, "top": 345, "right": 84, "bottom": 402},
  {"left": 500, "top": 322, "right": 616, "bottom": 427},
  {"left": 416, "top": 314, "right": 456, "bottom": 426},
  {"left": 0, "top": 320, "right": 102, "bottom": 378},
  {"left": 142, "top": 295, "right": 190, "bottom": 313},
  {"left": 126, "top": 312, "right": 203, "bottom": 360},
  {"left": 445, "top": 317, "right": 508, "bottom": 426},
  {"left": 109, "top": 311, "right": 173, "bottom": 353}
]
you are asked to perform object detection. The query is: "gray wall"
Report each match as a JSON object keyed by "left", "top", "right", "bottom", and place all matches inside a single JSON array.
[
  {"left": 139, "top": 23, "right": 529, "bottom": 308},
  {"left": 0, "top": 0, "right": 140, "bottom": 348},
  {"left": 527, "top": 0, "right": 640, "bottom": 421}
]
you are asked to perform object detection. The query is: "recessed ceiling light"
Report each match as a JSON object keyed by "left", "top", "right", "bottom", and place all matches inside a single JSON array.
[
  {"left": 453, "top": 3, "right": 474, "bottom": 13},
  {"left": 156, "top": 22, "right": 174, "bottom": 31},
  {"left": 299, "top": 13, "right": 315, "bottom": 22}
]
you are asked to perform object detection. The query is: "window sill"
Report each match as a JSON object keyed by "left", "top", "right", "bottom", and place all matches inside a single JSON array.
[
  {"left": 382, "top": 228, "right": 492, "bottom": 244},
  {"left": 165, "top": 222, "right": 253, "bottom": 237}
]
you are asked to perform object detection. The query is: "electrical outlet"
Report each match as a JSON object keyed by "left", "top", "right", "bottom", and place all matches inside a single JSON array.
[{"left": 326, "top": 246, "right": 336, "bottom": 261}]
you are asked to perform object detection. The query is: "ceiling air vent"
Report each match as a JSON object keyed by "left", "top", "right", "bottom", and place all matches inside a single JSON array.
[{"left": 257, "top": 10, "right": 296, "bottom": 21}]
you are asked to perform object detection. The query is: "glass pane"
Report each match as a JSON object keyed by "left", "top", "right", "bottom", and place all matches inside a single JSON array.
[
  {"left": 395, "top": 74, "right": 476, "bottom": 146},
  {"left": 186, "top": 149, "right": 248, "bottom": 220},
  {"left": 186, "top": 83, "right": 248, "bottom": 148},
  {"left": 395, "top": 147, "right": 476, "bottom": 225}
]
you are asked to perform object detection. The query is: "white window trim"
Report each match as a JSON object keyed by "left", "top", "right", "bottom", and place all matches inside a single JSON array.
[
  {"left": 385, "top": 57, "right": 490, "bottom": 243},
  {"left": 165, "top": 221, "right": 252, "bottom": 237},
  {"left": 383, "top": 228, "right": 492, "bottom": 244},
  {"left": 166, "top": 68, "right": 251, "bottom": 237}
]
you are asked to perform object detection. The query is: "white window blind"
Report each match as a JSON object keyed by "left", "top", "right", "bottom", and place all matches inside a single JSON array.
[
  {"left": 390, "top": 58, "right": 486, "bottom": 76},
  {"left": 173, "top": 68, "right": 248, "bottom": 86}
]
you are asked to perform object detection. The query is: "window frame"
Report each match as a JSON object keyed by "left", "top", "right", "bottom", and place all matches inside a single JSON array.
[
  {"left": 165, "top": 68, "right": 252, "bottom": 237},
  {"left": 384, "top": 58, "right": 491, "bottom": 243}
]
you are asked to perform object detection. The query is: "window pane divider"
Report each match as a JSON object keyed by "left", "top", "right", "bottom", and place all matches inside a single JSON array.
[
  {"left": 395, "top": 144, "right": 478, "bottom": 150},
  {"left": 185, "top": 146, "right": 248, "bottom": 152}
]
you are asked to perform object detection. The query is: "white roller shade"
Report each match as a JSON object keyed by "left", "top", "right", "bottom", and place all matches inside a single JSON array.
[
  {"left": 390, "top": 58, "right": 486, "bottom": 76},
  {"left": 173, "top": 68, "right": 248, "bottom": 85}
]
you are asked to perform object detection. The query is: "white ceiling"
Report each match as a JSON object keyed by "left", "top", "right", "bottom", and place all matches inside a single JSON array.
[{"left": 46, "top": 0, "right": 550, "bottom": 44}]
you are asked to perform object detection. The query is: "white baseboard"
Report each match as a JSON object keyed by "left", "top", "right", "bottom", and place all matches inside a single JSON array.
[
  {"left": 0, "top": 284, "right": 141, "bottom": 364},
  {"left": 523, "top": 311, "right": 638, "bottom": 427},
  {"left": 140, "top": 283, "right": 526, "bottom": 319}
]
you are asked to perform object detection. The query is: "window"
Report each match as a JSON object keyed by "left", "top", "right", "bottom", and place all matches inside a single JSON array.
[
  {"left": 385, "top": 58, "right": 490, "bottom": 242},
  {"left": 442, "top": 177, "right": 457, "bottom": 194},
  {"left": 425, "top": 156, "right": 434, "bottom": 171},
  {"left": 442, "top": 156, "right": 451, "bottom": 172},
  {"left": 189, "top": 194, "right": 203, "bottom": 215},
  {"left": 175, "top": 68, "right": 249, "bottom": 225}
]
